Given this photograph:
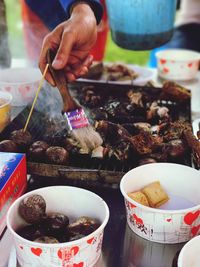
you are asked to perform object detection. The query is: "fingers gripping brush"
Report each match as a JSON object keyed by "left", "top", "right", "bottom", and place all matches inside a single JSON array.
[{"left": 47, "top": 49, "right": 103, "bottom": 151}]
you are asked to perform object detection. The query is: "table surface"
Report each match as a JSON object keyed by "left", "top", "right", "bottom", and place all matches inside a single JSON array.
[{"left": 1, "top": 69, "right": 200, "bottom": 267}]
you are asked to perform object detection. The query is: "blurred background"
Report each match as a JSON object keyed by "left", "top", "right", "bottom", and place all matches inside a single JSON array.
[
  {"left": 5, "top": 0, "right": 150, "bottom": 66},
  {"left": 3, "top": 0, "right": 182, "bottom": 67}
]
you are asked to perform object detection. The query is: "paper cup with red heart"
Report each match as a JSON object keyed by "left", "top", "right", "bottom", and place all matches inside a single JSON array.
[
  {"left": 0, "top": 68, "right": 42, "bottom": 106},
  {"left": 178, "top": 235, "right": 200, "bottom": 267},
  {"left": 120, "top": 163, "right": 200, "bottom": 244},
  {"left": 7, "top": 186, "right": 109, "bottom": 267},
  {"left": 156, "top": 49, "right": 200, "bottom": 81}
]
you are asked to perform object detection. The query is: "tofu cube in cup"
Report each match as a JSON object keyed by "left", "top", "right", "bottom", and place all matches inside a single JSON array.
[
  {"left": 120, "top": 163, "right": 200, "bottom": 244},
  {"left": 7, "top": 186, "right": 109, "bottom": 267}
]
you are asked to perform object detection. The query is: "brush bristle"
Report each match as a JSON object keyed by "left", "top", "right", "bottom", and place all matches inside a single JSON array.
[{"left": 71, "top": 125, "right": 103, "bottom": 151}]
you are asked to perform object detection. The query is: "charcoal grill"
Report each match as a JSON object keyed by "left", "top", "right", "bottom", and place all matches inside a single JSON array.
[{"left": 0, "top": 82, "right": 193, "bottom": 187}]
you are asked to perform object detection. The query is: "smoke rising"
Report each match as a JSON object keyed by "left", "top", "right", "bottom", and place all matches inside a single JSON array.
[{"left": 35, "top": 82, "right": 69, "bottom": 132}]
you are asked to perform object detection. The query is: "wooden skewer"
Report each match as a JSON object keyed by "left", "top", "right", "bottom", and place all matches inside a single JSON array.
[{"left": 23, "top": 64, "right": 49, "bottom": 132}]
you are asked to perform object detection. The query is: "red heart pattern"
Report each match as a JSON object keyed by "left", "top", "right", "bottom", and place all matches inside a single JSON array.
[
  {"left": 133, "top": 214, "right": 143, "bottom": 225},
  {"left": 31, "top": 247, "right": 42, "bottom": 257},
  {"left": 166, "top": 218, "right": 172, "bottom": 222},
  {"left": 160, "top": 59, "right": 166, "bottom": 64},
  {"left": 184, "top": 211, "right": 200, "bottom": 225},
  {"left": 74, "top": 262, "right": 84, "bottom": 267},
  {"left": 19, "top": 245, "right": 23, "bottom": 250},
  {"left": 163, "top": 67, "right": 169, "bottom": 73},
  {"left": 18, "top": 86, "right": 31, "bottom": 100},
  {"left": 188, "top": 63, "right": 193, "bottom": 68},
  {"left": 129, "top": 202, "right": 137, "bottom": 209},
  {"left": 87, "top": 237, "right": 95, "bottom": 244},
  {"left": 191, "top": 225, "right": 200, "bottom": 236},
  {"left": 57, "top": 246, "right": 79, "bottom": 260}
]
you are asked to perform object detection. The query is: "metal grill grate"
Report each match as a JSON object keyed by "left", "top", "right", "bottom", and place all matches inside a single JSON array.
[{"left": 0, "top": 82, "right": 192, "bottom": 186}]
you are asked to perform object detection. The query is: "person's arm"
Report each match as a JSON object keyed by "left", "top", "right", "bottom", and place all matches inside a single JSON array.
[
  {"left": 25, "top": 0, "right": 103, "bottom": 30},
  {"left": 39, "top": 1, "right": 101, "bottom": 85},
  {"left": 60, "top": 0, "right": 103, "bottom": 24}
]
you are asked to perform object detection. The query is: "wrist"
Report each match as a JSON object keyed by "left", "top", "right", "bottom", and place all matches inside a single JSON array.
[{"left": 70, "top": 2, "right": 96, "bottom": 21}]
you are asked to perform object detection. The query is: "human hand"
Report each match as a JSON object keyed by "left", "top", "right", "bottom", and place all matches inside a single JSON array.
[{"left": 39, "top": 3, "right": 97, "bottom": 86}]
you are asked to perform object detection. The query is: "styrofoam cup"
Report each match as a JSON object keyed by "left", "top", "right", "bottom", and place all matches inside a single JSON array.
[{"left": 7, "top": 186, "right": 109, "bottom": 267}]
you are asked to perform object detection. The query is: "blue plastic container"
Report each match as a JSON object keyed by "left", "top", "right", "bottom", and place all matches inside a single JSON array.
[{"left": 106, "top": 0, "right": 177, "bottom": 50}]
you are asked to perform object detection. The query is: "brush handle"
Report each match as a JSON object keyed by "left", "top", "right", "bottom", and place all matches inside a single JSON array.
[{"left": 47, "top": 49, "right": 80, "bottom": 112}]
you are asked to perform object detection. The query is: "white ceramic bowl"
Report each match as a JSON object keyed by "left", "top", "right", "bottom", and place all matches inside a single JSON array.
[
  {"left": 0, "top": 68, "right": 42, "bottom": 106},
  {"left": 156, "top": 49, "right": 200, "bottom": 81},
  {"left": 7, "top": 186, "right": 109, "bottom": 267},
  {"left": 178, "top": 235, "right": 200, "bottom": 267},
  {"left": 120, "top": 163, "right": 200, "bottom": 244}
]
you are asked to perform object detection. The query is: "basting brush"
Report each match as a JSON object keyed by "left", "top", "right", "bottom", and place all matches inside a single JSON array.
[{"left": 47, "top": 49, "right": 103, "bottom": 152}]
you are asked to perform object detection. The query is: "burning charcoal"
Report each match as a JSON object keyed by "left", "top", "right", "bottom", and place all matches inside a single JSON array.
[
  {"left": 17, "top": 224, "right": 45, "bottom": 241},
  {"left": 69, "top": 234, "right": 85, "bottom": 242},
  {"left": 29, "top": 141, "right": 49, "bottom": 161},
  {"left": 44, "top": 213, "right": 69, "bottom": 235},
  {"left": 68, "top": 216, "right": 101, "bottom": 236},
  {"left": 10, "top": 129, "right": 32, "bottom": 150},
  {"left": 164, "top": 139, "right": 187, "bottom": 161},
  {"left": 0, "top": 140, "right": 18, "bottom": 152},
  {"left": 19, "top": 194, "right": 46, "bottom": 224},
  {"left": 34, "top": 236, "right": 59, "bottom": 244},
  {"left": 138, "top": 158, "right": 157, "bottom": 166},
  {"left": 46, "top": 146, "right": 69, "bottom": 165}
]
